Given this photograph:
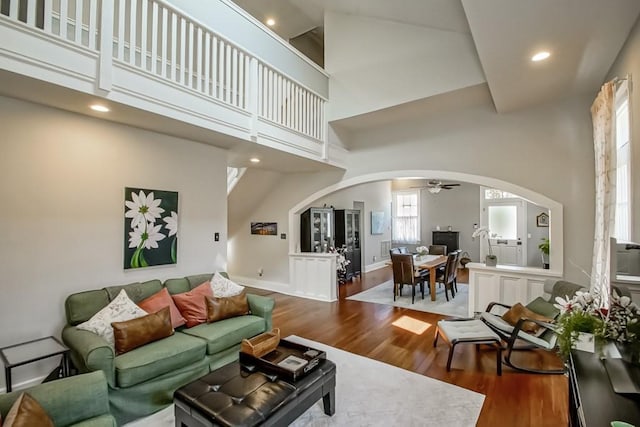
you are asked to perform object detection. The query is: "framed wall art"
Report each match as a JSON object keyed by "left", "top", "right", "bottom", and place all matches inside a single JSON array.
[
  {"left": 124, "top": 187, "right": 178, "bottom": 269},
  {"left": 536, "top": 212, "right": 549, "bottom": 227},
  {"left": 251, "top": 222, "right": 278, "bottom": 235}
]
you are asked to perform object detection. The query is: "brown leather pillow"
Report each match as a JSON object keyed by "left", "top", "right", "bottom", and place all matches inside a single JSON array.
[
  {"left": 3, "top": 393, "right": 54, "bottom": 427},
  {"left": 501, "top": 303, "right": 553, "bottom": 334},
  {"left": 111, "top": 306, "right": 174, "bottom": 355},
  {"left": 205, "top": 290, "right": 249, "bottom": 323}
]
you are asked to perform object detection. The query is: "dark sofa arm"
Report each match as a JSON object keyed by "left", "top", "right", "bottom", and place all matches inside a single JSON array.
[
  {"left": 0, "top": 371, "right": 115, "bottom": 426},
  {"left": 247, "top": 293, "right": 275, "bottom": 331},
  {"left": 62, "top": 326, "right": 116, "bottom": 387}
]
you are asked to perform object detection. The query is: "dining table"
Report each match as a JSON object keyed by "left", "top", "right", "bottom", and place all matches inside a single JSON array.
[{"left": 414, "top": 254, "right": 448, "bottom": 301}]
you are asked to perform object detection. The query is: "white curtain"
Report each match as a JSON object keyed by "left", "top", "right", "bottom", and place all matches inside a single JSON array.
[
  {"left": 590, "top": 81, "right": 616, "bottom": 302},
  {"left": 393, "top": 217, "right": 419, "bottom": 243}
]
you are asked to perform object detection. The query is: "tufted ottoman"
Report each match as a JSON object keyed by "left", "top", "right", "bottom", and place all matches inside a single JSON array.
[
  {"left": 434, "top": 319, "right": 503, "bottom": 375},
  {"left": 174, "top": 359, "right": 336, "bottom": 426}
]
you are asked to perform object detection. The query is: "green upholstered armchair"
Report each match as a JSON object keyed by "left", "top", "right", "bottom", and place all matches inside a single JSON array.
[{"left": 0, "top": 371, "right": 116, "bottom": 426}]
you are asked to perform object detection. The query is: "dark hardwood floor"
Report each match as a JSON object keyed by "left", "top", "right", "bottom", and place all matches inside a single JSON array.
[{"left": 249, "top": 267, "right": 568, "bottom": 426}]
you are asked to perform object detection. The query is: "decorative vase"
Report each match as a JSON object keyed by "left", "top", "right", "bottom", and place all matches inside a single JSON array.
[{"left": 485, "top": 255, "right": 497, "bottom": 267}]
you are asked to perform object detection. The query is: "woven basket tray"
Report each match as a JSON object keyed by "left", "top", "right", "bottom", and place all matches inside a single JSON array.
[{"left": 241, "top": 328, "right": 280, "bottom": 358}]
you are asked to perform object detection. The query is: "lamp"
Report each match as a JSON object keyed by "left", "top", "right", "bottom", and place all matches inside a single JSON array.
[{"left": 428, "top": 186, "right": 442, "bottom": 194}]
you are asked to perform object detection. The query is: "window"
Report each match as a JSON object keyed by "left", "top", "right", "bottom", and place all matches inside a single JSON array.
[
  {"left": 484, "top": 189, "right": 518, "bottom": 200},
  {"left": 488, "top": 205, "right": 517, "bottom": 239},
  {"left": 615, "top": 82, "right": 631, "bottom": 241},
  {"left": 392, "top": 191, "right": 420, "bottom": 243}
]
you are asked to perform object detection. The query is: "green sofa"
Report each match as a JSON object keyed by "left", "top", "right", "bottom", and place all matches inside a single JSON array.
[
  {"left": 62, "top": 273, "right": 275, "bottom": 425},
  {"left": 0, "top": 371, "right": 116, "bottom": 426}
]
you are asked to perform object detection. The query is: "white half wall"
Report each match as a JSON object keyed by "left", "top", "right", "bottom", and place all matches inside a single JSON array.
[
  {"left": 0, "top": 96, "right": 228, "bottom": 389},
  {"left": 325, "top": 11, "right": 485, "bottom": 121}
]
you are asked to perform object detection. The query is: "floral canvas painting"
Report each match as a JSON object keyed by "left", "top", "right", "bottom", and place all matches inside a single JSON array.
[{"left": 124, "top": 187, "right": 178, "bottom": 269}]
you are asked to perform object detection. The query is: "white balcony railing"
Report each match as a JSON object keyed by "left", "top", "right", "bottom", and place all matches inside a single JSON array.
[{"left": 1, "top": 0, "right": 327, "bottom": 145}]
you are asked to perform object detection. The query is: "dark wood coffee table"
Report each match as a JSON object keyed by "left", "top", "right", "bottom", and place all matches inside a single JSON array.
[{"left": 173, "top": 359, "right": 336, "bottom": 426}]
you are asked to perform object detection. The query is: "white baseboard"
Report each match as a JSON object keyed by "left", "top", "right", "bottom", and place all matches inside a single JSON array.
[{"left": 364, "top": 261, "right": 389, "bottom": 273}]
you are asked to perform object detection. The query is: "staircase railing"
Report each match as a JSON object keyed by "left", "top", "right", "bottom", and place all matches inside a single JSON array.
[{"left": 1, "top": 0, "right": 326, "bottom": 143}]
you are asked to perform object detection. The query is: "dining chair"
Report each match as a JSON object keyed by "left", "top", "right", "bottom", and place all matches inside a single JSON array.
[
  {"left": 428, "top": 245, "right": 447, "bottom": 255},
  {"left": 391, "top": 254, "right": 428, "bottom": 303},
  {"left": 389, "top": 247, "right": 401, "bottom": 257},
  {"left": 435, "top": 252, "right": 458, "bottom": 301},
  {"left": 450, "top": 250, "right": 461, "bottom": 292},
  {"left": 398, "top": 247, "right": 409, "bottom": 254}
]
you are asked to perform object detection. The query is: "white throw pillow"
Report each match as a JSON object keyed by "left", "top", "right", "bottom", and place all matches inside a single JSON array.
[
  {"left": 210, "top": 272, "right": 245, "bottom": 297},
  {"left": 76, "top": 289, "right": 148, "bottom": 346}
]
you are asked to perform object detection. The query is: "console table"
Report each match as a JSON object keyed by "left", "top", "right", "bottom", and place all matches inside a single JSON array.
[{"left": 568, "top": 350, "right": 640, "bottom": 426}]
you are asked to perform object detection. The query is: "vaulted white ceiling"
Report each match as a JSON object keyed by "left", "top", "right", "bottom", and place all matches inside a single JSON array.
[{"left": 234, "top": 0, "right": 640, "bottom": 113}]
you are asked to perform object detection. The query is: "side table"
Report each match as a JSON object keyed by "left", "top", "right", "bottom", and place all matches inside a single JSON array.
[{"left": 0, "top": 336, "right": 70, "bottom": 392}]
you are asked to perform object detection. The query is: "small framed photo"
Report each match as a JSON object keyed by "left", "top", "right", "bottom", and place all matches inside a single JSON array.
[
  {"left": 536, "top": 212, "right": 549, "bottom": 227},
  {"left": 251, "top": 222, "right": 277, "bottom": 235}
]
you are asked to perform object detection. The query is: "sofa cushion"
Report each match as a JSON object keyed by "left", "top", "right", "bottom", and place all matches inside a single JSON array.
[
  {"left": 112, "top": 307, "right": 174, "bottom": 355},
  {"left": 104, "top": 280, "right": 163, "bottom": 303},
  {"left": 172, "top": 282, "right": 213, "bottom": 328},
  {"left": 137, "top": 288, "right": 186, "bottom": 328},
  {"left": 205, "top": 291, "right": 249, "bottom": 323},
  {"left": 77, "top": 290, "right": 148, "bottom": 346},
  {"left": 180, "top": 315, "right": 266, "bottom": 355},
  {"left": 210, "top": 272, "right": 245, "bottom": 297},
  {"left": 114, "top": 332, "right": 206, "bottom": 387},
  {"left": 65, "top": 290, "right": 111, "bottom": 326},
  {"left": 164, "top": 278, "right": 191, "bottom": 295}
]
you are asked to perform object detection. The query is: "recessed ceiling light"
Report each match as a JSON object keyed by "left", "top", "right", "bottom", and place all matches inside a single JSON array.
[
  {"left": 250, "top": 157, "right": 260, "bottom": 163},
  {"left": 266, "top": 18, "right": 275, "bottom": 27},
  {"left": 90, "top": 104, "right": 110, "bottom": 112},
  {"left": 531, "top": 51, "right": 551, "bottom": 62}
]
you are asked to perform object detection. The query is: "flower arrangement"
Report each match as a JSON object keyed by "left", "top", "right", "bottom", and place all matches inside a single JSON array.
[
  {"left": 329, "top": 246, "right": 351, "bottom": 284},
  {"left": 471, "top": 226, "right": 494, "bottom": 256},
  {"left": 554, "top": 290, "right": 640, "bottom": 358},
  {"left": 416, "top": 246, "right": 428, "bottom": 256}
]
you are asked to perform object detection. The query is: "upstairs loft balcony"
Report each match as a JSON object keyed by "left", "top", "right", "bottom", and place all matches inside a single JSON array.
[{"left": 0, "top": 0, "right": 345, "bottom": 167}]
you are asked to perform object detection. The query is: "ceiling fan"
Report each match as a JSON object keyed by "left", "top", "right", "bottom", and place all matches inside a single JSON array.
[{"left": 413, "top": 180, "right": 461, "bottom": 194}]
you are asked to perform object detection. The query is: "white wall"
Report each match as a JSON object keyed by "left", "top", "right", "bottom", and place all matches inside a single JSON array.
[
  {"left": 607, "top": 16, "right": 640, "bottom": 242},
  {"left": 167, "top": 0, "right": 328, "bottom": 97},
  {"left": 324, "top": 11, "right": 485, "bottom": 121},
  {"left": 0, "top": 96, "right": 228, "bottom": 389},
  {"left": 228, "top": 91, "right": 595, "bottom": 287},
  {"left": 527, "top": 204, "right": 550, "bottom": 267}
]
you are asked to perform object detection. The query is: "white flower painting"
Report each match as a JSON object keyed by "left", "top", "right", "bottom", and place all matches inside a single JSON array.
[{"left": 124, "top": 187, "right": 178, "bottom": 269}]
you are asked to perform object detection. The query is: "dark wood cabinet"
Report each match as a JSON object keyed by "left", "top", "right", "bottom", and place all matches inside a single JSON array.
[
  {"left": 300, "top": 207, "right": 334, "bottom": 252},
  {"left": 334, "top": 209, "right": 361, "bottom": 280},
  {"left": 432, "top": 231, "right": 459, "bottom": 253}
]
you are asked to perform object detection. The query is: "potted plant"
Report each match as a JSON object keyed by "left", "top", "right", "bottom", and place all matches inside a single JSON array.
[
  {"left": 472, "top": 226, "right": 496, "bottom": 266},
  {"left": 538, "top": 238, "right": 550, "bottom": 269}
]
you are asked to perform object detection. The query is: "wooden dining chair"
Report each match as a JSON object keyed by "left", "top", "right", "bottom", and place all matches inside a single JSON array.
[
  {"left": 436, "top": 252, "right": 458, "bottom": 301},
  {"left": 391, "top": 254, "right": 428, "bottom": 303},
  {"left": 428, "top": 245, "right": 447, "bottom": 255}
]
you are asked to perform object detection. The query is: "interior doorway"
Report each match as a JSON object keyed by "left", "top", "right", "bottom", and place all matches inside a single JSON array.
[{"left": 480, "top": 189, "right": 527, "bottom": 266}]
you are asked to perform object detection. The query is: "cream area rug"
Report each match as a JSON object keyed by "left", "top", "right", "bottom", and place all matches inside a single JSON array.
[
  {"left": 347, "top": 281, "right": 469, "bottom": 318},
  {"left": 125, "top": 335, "right": 484, "bottom": 427}
]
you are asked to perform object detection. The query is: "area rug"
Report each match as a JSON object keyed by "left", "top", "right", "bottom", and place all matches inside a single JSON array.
[
  {"left": 125, "top": 335, "right": 484, "bottom": 427},
  {"left": 347, "top": 281, "right": 469, "bottom": 318}
]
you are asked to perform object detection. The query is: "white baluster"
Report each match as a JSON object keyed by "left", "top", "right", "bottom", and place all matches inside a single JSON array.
[
  {"left": 139, "top": 0, "right": 147, "bottom": 69},
  {"left": 232, "top": 48, "right": 238, "bottom": 106},
  {"left": 150, "top": 2, "right": 158, "bottom": 74},
  {"left": 170, "top": 12, "right": 177, "bottom": 81},
  {"left": 59, "top": 0, "right": 68, "bottom": 38},
  {"left": 88, "top": 0, "right": 96, "bottom": 49},
  {"left": 160, "top": 7, "right": 167, "bottom": 77},
  {"left": 225, "top": 44, "right": 231, "bottom": 103},
  {"left": 196, "top": 27, "right": 203, "bottom": 92},
  {"left": 179, "top": 17, "right": 185, "bottom": 84},
  {"left": 27, "top": 0, "right": 37, "bottom": 26},
  {"left": 98, "top": 0, "right": 114, "bottom": 91},
  {"left": 43, "top": 0, "right": 53, "bottom": 33},
  {"left": 117, "top": 0, "right": 125, "bottom": 59},
  {"left": 187, "top": 22, "right": 194, "bottom": 88},
  {"left": 9, "top": 0, "right": 19, "bottom": 20},
  {"left": 211, "top": 36, "right": 218, "bottom": 97},
  {"left": 238, "top": 52, "right": 245, "bottom": 108},
  {"left": 286, "top": 80, "right": 291, "bottom": 127},
  {"left": 204, "top": 32, "right": 210, "bottom": 95},
  {"left": 128, "top": 0, "right": 136, "bottom": 64}
]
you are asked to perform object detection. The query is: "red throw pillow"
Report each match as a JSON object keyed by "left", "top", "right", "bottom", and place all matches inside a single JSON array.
[
  {"left": 171, "top": 282, "right": 213, "bottom": 328},
  {"left": 138, "top": 288, "right": 186, "bottom": 329}
]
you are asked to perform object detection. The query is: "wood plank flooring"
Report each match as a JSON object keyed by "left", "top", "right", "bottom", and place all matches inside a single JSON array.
[{"left": 249, "top": 267, "right": 568, "bottom": 426}]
